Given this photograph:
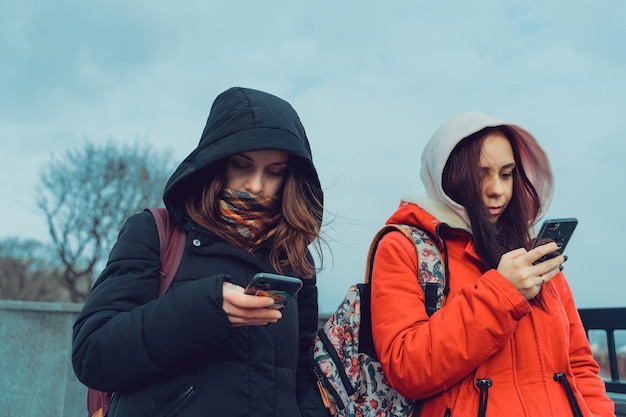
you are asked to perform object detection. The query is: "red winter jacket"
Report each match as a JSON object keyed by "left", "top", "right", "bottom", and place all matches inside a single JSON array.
[{"left": 371, "top": 199, "right": 614, "bottom": 417}]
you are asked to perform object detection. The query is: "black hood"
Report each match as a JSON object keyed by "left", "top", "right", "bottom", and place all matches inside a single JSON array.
[{"left": 163, "top": 87, "right": 322, "bottom": 221}]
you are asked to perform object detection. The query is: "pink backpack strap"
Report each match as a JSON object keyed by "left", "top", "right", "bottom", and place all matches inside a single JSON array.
[{"left": 144, "top": 207, "right": 187, "bottom": 297}]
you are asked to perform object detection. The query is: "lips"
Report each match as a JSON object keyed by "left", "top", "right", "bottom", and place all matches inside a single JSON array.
[{"left": 488, "top": 206, "right": 502, "bottom": 216}]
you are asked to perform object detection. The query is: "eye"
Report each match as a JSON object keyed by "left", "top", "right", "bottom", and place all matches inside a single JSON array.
[
  {"left": 500, "top": 167, "right": 515, "bottom": 179},
  {"left": 267, "top": 167, "right": 288, "bottom": 178},
  {"left": 228, "top": 158, "right": 251, "bottom": 171}
]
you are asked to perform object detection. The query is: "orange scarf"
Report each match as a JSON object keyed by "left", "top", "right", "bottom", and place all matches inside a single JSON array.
[{"left": 219, "top": 188, "right": 282, "bottom": 246}]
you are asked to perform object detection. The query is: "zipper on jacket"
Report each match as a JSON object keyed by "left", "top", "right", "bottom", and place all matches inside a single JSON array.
[
  {"left": 553, "top": 372, "right": 584, "bottom": 417},
  {"left": 475, "top": 378, "right": 492, "bottom": 417},
  {"left": 155, "top": 385, "right": 196, "bottom": 417},
  {"left": 317, "top": 328, "right": 358, "bottom": 396}
]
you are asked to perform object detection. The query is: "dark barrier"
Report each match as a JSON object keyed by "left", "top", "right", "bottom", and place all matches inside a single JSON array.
[
  {"left": 579, "top": 307, "right": 626, "bottom": 416},
  {"left": 578, "top": 307, "right": 626, "bottom": 394}
]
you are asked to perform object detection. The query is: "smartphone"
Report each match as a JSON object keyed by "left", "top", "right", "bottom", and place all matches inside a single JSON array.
[
  {"left": 244, "top": 273, "right": 303, "bottom": 309},
  {"left": 531, "top": 217, "right": 578, "bottom": 264}
]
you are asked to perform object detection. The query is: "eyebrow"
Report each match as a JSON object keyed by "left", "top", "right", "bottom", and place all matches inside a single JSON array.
[
  {"left": 233, "top": 154, "right": 288, "bottom": 166},
  {"left": 269, "top": 161, "right": 289, "bottom": 167},
  {"left": 479, "top": 162, "right": 516, "bottom": 171}
]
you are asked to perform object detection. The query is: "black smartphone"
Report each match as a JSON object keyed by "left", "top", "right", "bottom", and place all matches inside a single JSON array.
[
  {"left": 531, "top": 217, "right": 578, "bottom": 264},
  {"left": 244, "top": 273, "right": 303, "bottom": 309}
]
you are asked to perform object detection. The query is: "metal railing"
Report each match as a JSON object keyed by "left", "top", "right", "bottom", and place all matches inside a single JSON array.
[{"left": 579, "top": 307, "right": 626, "bottom": 394}]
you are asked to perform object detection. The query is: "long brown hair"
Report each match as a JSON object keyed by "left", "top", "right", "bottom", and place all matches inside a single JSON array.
[
  {"left": 184, "top": 158, "right": 324, "bottom": 279},
  {"left": 442, "top": 126, "right": 541, "bottom": 270}
]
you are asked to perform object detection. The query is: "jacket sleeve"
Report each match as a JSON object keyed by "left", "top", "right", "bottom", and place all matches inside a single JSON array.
[
  {"left": 554, "top": 275, "right": 615, "bottom": 416},
  {"left": 295, "top": 256, "right": 328, "bottom": 417},
  {"left": 370, "top": 231, "right": 531, "bottom": 399},
  {"left": 72, "top": 211, "right": 236, "bottom": 392}
]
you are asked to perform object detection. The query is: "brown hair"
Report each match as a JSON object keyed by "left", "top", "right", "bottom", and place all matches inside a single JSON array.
[
  {"left": 442, "top": 126, "right": 541, "bottom": 270},
  {"left": 184, "top": 158, "right": 323, "bottom": 279}
]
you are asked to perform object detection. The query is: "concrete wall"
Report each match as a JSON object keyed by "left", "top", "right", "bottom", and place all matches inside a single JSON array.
[
  {"left": 1, "top": 301, "right": 624, "bottom": 417},
  {"left": 0, "top": 301, "right": 85, "bottom": 417}
]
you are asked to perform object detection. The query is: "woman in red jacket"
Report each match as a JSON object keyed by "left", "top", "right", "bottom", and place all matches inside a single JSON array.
[{"left": 370, "top": 112, "right": 614, "bottom": 416}]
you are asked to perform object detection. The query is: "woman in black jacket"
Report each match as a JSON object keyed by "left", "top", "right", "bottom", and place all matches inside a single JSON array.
[{"left": 72, "top": 87, "right": 327, "bottom": 417}]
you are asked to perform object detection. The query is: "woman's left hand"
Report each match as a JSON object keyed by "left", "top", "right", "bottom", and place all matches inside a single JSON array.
[{"left": 221, "top": 282, "right": 282, "bottom": 327}]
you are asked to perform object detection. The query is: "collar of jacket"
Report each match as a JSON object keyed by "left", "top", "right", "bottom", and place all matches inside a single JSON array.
[
  {"left": 186, "top": 226, "right": 275, "bottom": 271},
  {"left": 399, "top": 195, "right": 472, "bottom": 234},
  {"left": 394, "top": 196, "right": 485, "bottom": 269}
]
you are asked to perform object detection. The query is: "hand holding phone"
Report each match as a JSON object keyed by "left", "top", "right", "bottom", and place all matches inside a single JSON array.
[
  {"left": 531, "top": 217, "right": 578, "bottom": 264},
  {"left": 244, "top": 273, "right": 303, "bottom": 309}
]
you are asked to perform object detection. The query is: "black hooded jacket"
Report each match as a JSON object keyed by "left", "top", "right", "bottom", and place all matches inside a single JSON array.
[{"left": 72, "top": 87, "right": 326, "bottom": 417}]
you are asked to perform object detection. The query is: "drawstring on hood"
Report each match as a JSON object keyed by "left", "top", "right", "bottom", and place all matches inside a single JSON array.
[{"left": 419, "top": 112, "right": 554, "bottom": 229}]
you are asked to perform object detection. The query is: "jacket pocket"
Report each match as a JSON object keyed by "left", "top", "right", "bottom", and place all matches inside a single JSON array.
[{"left": 155, "top": 385, "right": 196, "bottom": 417}]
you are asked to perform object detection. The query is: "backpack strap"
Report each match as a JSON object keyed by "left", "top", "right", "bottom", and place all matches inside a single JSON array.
[
  {"left": 87, "top": 208, "right": 186, "bottom": 417},
  {"left": 365, "top": 224, "right": 447, "bottom": 316},
  {"left": 144, "top": 207, "right": 187, "bottom": 297}
]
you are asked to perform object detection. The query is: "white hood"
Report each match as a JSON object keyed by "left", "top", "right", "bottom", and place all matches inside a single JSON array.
[{"left": 420, "top": 112, "right": 554, "bottom": 228}]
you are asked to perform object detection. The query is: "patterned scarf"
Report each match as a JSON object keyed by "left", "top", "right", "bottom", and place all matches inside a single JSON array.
[{"left": 219, "top": 188, "right": 282, "bottom": 246}]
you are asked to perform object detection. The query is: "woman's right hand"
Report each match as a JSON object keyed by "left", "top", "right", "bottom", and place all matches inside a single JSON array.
[
  {"left": 222, "top": 282, "right": 282, "bottom": 327},
  {"left": 496, "top": 242, "right": 566, "bottom": 300}
]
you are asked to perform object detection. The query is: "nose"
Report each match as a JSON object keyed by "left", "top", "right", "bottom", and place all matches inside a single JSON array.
[
  {"left": 244, "top": 172, "right": 264, "bottom": 195},
  {"left": 485, "top": 176, "right": 504, "bottom": 198}
]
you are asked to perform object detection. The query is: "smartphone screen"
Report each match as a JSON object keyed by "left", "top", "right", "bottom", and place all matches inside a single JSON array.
[
  {"left": 531, "top": 217, "right": 578, "bottom": 264},
  {"left": 244, "top": 273, "right": 303, "bottom": 309}
]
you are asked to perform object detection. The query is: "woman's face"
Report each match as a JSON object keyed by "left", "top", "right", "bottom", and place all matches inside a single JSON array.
[
  {"left": 479, "top": 132, "right": 515, "bottom": 223},
  {"left": 224, "top": 150, "right": 289, "bottom": 198}
]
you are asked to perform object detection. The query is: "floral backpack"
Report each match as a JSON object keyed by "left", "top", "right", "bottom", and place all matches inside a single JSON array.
[{"left": 311, "top": 224, "right": 447, "bottom": 417}]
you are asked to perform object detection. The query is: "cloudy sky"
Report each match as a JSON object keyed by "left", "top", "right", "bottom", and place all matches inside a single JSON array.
[{"left": 1, "top": 1, "right": 625, "bottom": 313}]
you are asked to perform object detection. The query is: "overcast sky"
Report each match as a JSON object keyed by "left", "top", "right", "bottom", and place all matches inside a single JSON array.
[{"left": 1, "top": 1, "right": 625, "bottom": 313}]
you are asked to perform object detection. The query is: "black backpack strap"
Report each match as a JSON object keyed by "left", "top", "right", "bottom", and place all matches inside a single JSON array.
[
  {"left": 356, "top": 225, "right": 413, "bottom": 358},
  {"left": 145, "top": 207, "right": 187, "bottom": 297}
]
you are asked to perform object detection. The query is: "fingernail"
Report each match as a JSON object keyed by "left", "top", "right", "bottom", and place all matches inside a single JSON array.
[
  {"left": 563, "top": 255, "right": 568, "bottom": 262},
  {"left": 559, "top": 264, "right": 564, "bottom": 271}
]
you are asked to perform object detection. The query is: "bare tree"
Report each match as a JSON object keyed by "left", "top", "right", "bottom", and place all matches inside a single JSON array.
[
  {"left": 35, "top": 140, "right": 175, "bottom": 302},
  {"left": 0, "top": 238, "right": 67, "bottom": 301}
]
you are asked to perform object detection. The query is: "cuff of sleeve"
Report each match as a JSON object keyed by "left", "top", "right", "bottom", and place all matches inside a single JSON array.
[{"left": 482, "top": 269, "right": 531, "bottom": 320}]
